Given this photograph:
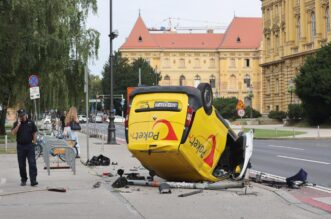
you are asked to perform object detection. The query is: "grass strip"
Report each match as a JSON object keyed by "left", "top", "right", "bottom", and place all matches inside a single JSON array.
[{"left": 244, "top": 128, "right": 306, "bottom": 138}]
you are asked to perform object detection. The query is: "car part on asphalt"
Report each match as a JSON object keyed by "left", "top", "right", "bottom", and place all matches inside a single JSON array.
[
  {"left": 178, "top": 189, "right": 203, "bottom": 197},
  {"left": 86, "top": 154, "right": 110, "bottom": 166},
  {"left": 125, "top": 172, "right": 145, "bottom": 180},
  {"left": 92, "top": 181, "right": 101, "bottom": 188},
  {"left": 113, "top": 178, "right": 245, "bottom": 191},
  {"left": 286, "top": 168, "right": 307, "bottom": 188},
  {"left": 112, "top": 169, "right": 128, "bottom": 188},
  {"left": 0, "top": 187, "right": 67, "bottom": 196},
  {"left": 159, "top": 183, "right": 171, "bottom": 194},
  {"left": 251, "top": 170, "right": 313, "bottom": 189}
]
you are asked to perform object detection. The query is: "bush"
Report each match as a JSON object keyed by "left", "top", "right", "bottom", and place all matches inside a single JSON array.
[
  {"left": 288, "top": 104, "right": 304, "bottom": 120},
  {"left": 213, "top": 97, "right": 238, "bottom": 120},
  {"left": 244, "top": 106, "right": 262, "bottom": 118},
  {"left": 268, "top": 111, "right": 287, "bottom": 121}
]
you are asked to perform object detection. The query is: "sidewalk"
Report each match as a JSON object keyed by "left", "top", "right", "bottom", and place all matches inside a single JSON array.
[
  {"left": 242, "top": 124, "right": 331, "bottom": 139},
  {"left": 0, "top": 132, "right": 330, "bottom": 219}
]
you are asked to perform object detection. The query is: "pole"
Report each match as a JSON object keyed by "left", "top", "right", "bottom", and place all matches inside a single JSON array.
[
  {"left": 139, "top": 68, "right": 141, "bottom": 86},
  {"left": 34, "top": 99, "right": 38, "bottom": 121},
  {"left": 107, "top": 0, "right": 117, "bottom": 144},
  {"left": 84, "top": 65, "right": 90, "bottom": 161}
]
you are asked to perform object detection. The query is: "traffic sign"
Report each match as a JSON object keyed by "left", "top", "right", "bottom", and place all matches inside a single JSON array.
[
  {"left": 237, "top": 109, "right": 245, "bottom": 117},
  {"left": 29, "top": 75, "right": 39, "bottom": 87},
  {"left": 30, "top": 86, "right": 40, "bottom": 99},
  {"left": 236, "top": 100, "right": 245, "bottom": 110}
]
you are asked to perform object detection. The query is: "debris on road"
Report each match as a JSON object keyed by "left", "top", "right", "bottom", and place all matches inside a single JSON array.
[
  {"left": 178, "top": 189, "right": 203, "bottom": 197},
  {"left": 159, "top": 183, "right": 171, "bottom": 194},
  {"left": 0, "top": 187, "right": 67, "bottom": 196},
  {"left": 93, "top": 181, "right": 101, "bottom": 188}
]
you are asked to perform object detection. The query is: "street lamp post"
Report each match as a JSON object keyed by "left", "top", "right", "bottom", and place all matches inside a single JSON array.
[
  {"left": 107, "top": 0, "right": 118, "bottom": 144},
  {"left": 248, "top": 85, "right": 254, "bottom": 118}
]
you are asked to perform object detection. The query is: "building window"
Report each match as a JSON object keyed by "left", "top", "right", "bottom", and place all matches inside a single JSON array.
[
  {"left": 275, "top": 78, "right": 279, "bottom": 93},
  {"left": 276, "top": 105, "right": 279, "bottom": 111},
  {"left": 179, "top": 75, "right": 186, "bottom": 86},
  {"left": 230, "top": 58, "right": 236, "bottom": 68},
  {"left": 163, "top": 58, "right": 170, "bottom": 68},
  {"left": 209, "top": 75, "right": 216, "bottom": 88},
  {"left": 244, "top": 59, "right": 250, "bottom": 68},
  {"left": 138, "top": 36, "right": 143, "bottom": 42},
  {"left": 297, "top": 16, "right": 301, "bottom": 40},
  {"left": 326, "top": 7, "right": 330, "bottom": 33},
  {"left": 179, "top": 58, "right": 185, "bottom": 68},
  {"left": 243, "top": 74, "right": 251, "bottom": 88},
  {"left": 267, "top": 78, "right": 271, "bottom": 94},
  {"left": 164, "top": 75, "right": 170, "bottom": 86},
  {"left": 229, "top": 75, "right": 237, "bottom": 90},
  {"left": 194, "top": 58, "right": 200, "bottom": 68},
  {"left": 311, "top": 12, "right": 316, "bottom": 38},
  {"left": 209, "top": 58, "right": 215, "bottom": 68},
  {"left": 194, "top": 75, "right": 201, "bottom": 87}
]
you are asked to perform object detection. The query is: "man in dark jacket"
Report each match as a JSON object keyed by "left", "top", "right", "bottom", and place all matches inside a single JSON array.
[{"left": 11, "top": 109, "right": 38, "bottom": 186}]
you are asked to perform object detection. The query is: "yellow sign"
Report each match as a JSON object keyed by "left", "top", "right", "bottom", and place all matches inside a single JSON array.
[{"left": 236, "top": 100, "right": 245, "bottom": 110}]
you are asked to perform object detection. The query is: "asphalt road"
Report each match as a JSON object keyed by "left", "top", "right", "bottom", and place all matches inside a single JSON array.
[
  {"left": 252, "top": 139, "right": 331, "bottom": 188},
  {"left": 84, "top": 123, "right": 331, "bottom": 188}
]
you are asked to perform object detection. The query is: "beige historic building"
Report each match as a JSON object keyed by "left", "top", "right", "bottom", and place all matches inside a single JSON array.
[
  {"left": 261, "top": 0, "right": 331, "bottom": 113},
  {"left": 119, "top": 16, "right": 263, "bottom": 111}
]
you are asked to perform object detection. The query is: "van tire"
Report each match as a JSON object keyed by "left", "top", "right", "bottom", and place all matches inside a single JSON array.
[{"left": 198, "top": 83, "right": 213, "bottom": 115}]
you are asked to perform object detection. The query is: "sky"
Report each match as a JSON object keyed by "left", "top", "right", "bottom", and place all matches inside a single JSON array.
[{"left": 86, "top": 0, "right": 262, "bottom": 77}]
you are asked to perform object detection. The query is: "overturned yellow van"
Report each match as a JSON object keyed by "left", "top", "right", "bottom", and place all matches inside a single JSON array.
[{"left": 125, "top": 84, "right": 253, "bottom": 182}]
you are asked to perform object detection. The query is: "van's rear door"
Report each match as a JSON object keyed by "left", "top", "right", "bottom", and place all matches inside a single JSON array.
[{"left": 128, "top": 93, "right": 188, "bottom": 150}]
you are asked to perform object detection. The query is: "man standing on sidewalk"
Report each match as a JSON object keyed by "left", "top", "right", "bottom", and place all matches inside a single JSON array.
[{"left": 11, "top": 109, "right": 38, "bottom": 186}]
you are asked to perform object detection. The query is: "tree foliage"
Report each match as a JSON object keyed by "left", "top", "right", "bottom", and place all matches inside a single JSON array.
[
  {"left": 0, "top": 0, "right": 99, "bottom": 134},
  {"left": 295, "top": 43, "right": 331, "bottom": 124},
  {"left": 213, "top": 97, "right": 238, "bottom": 120},
  {"left": 101, "top": 53, "right": 162, "bottom": 111}
]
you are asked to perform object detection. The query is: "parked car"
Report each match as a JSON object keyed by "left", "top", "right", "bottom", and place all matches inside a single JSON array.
[
  {"left": 95, "top": 113, "right": 103, "bottom": 123},
  {"left": 126, "top": 84, "right": 253, "bottom": 182},
  {"left": 106, "top": 115, "right": 125, "bottom": 123},
  {"left": 78, "top": 115, "right": 87, "bottom": 123}
]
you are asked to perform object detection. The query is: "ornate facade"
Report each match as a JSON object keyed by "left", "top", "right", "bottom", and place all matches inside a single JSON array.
[
  {"left": 119, "top": 16, "right": 263, "bottom": 111},
  {"left": 261, "top": 0, "right": 331, "bottom": 113}
]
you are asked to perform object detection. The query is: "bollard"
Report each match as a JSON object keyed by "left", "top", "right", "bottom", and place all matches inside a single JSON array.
[
  {"left": 5, "top": 135, "right": 8, "bottom": 152},
  {"left": 317, "top": 125, "right": 320, "bottom": 138}
]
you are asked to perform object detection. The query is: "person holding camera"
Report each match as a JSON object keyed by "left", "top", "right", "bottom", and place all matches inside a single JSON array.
[{"left": 11, "top": 109, "right": 38, "bottom": 186}]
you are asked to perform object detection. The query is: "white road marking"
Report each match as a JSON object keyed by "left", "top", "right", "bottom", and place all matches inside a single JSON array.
[
  {"left": 267, "top": 145, "right": 304, "bottom": 151},
  {"left": 277, "top": 155, "right": 331, "bottom": 165}
]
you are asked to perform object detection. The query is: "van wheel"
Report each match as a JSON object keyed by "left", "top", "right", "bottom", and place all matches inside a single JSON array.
[{"left": 198, "top": 83, "right": 213, "bottom": 115}]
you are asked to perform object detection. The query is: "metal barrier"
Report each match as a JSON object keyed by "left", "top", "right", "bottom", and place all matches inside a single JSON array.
[{"left": 41, "top": 136, "right": 76, "bottom": 175}]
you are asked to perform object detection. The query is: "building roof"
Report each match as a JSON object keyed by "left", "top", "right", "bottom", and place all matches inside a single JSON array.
[
  {"left": 220, "top": 17, "right": 263, "bottom": 49},
  {"left": 120, "top": 16, "right": 262, "bottom": 50}
]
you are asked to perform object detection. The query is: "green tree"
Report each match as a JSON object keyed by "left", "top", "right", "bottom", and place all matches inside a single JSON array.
[
  {"left": 213, "top": 97, "right": 238, "bottom": 120},
  {"left": 295, "top": 43, "right": 331, "bottom": 125},
  {"left": 0, "top": 0, "right": 99, "bottom": 134},
  {"left": 101, "top": 53, "right": 161, "bottom": 111}
]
